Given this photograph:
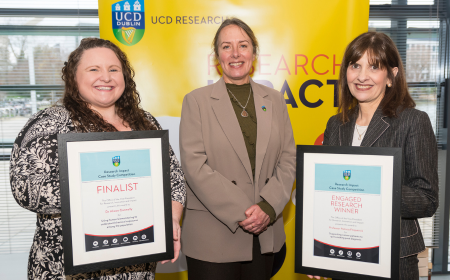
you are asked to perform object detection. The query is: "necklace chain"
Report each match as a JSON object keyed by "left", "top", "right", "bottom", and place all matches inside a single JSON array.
[
  {"left": 227, "top": 87, "right": 252, "bottom": 118},
  {"left": 355, "top": 124, "right": 368, "bottom": 140}
]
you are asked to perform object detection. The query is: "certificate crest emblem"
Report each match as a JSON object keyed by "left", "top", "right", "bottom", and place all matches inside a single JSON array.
[
  {"left": 112, "top": 0, "right": 145, "bottom": 46},
  {"left": 112, "top": 156, "right": 120, "bottom": 167},
  {"left": 343, "top": 170, "right": 351, "bottom": 180}
]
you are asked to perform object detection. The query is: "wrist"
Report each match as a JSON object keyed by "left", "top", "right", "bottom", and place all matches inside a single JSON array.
[{"left": 257, "top": 200, "right": 276, "bottom": 224}]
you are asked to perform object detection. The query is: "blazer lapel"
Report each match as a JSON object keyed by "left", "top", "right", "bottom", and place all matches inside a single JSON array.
[
  {"left": 251, "top": 79, "right": 272, "bottom": 186},
  {"left": 360, "top": 109, "right": 390, "bottom": 147},
  {"left": 211, "top": 78, "right": 254, "bottom": 183},
  {"left": 339, "top": 118, "right": 355, "bottom": 146}
]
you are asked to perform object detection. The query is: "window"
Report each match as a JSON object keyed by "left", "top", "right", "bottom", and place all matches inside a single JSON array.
[
  {"left": 0, "top": 1, "right": 99, "bottom": 254},
  {"left": 370, "top": 0, "right": 449, "bottom": 272}
]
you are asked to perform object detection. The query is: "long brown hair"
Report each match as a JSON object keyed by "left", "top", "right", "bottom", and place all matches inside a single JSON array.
[
  {"left": 61, "top": 38, "right": 156, "bottom": 132},
  {"left": 337, "top": 32, "right": 415, "bottom": 123}
]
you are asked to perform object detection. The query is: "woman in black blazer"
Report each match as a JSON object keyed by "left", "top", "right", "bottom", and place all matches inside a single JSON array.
[{"left": 310, "top": 32, "right": 438, "bottom": 280}]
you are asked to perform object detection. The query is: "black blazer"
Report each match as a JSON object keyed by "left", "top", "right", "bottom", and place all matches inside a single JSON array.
[{"left": 323, "top": 107, "right": 439, "bottom": 258}]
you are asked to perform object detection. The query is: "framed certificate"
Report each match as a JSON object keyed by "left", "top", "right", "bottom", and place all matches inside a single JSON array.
[
  {"left": 58, "top": 130, "right": 173, "bottom": 275},
  {"left": 295, "top": 145, "right": 402, "bottom": 280}
]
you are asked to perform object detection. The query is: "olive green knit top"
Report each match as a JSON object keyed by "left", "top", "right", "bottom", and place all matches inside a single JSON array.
[
  {"left": 226, "top": 83, "right": 257, "bottom": 177},
  {"left": 225, "top": 83, "right": 276, "bottom": 223}
]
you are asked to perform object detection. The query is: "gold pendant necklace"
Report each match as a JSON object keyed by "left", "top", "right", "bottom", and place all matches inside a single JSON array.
[
  {"left": 355, "top": 124, "right": 368, "bottom": 140},
  {"left": 227, "top": 87, "right": 252, "bottom": 118}
]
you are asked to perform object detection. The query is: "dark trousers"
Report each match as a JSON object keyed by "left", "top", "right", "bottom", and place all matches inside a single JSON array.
[
  {"left": 334, "top": 254, "right": 419, "bottom": 280},
  {"left": 186, "top": 236, "right": 274, "bottom": 280},
  {"left": 399, "top": 254, "right": 419, "bottom": 280}
]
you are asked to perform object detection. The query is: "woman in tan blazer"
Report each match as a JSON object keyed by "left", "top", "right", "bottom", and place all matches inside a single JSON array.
[{"left": 179, "top": 18, "right": 296, "bottom": 280}]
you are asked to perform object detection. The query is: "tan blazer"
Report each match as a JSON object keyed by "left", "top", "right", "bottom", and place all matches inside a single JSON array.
[{"left": 179, "top": 77, "right": 296, "bottom": 263}]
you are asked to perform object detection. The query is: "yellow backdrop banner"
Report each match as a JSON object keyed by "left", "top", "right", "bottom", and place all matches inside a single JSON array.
[{"left": 99, "top": 0, "right": 369, "bottom": 279}]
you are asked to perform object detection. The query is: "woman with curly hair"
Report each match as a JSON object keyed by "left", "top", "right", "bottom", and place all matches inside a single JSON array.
[{"left": 9, "top": 38, "right": 186, "bottom": 280}]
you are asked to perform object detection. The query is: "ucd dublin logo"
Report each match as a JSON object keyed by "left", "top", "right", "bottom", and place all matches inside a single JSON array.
[
  {"left": 112, "top": 156, "right": 120, "bottom": 167},
  {"left": 343, "top": 170, "right": 351, "bottom": 180},
  {"left": 112, "top": 0, "right": 145, "bottom": 46}
]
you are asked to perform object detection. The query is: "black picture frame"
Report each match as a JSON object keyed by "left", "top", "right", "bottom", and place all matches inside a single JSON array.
[
  {"left": 58, "top": 130, "right": 173, "bottom": 275},
  {"left": 295, "top": 145, "right": 402, "bottom": 280}
]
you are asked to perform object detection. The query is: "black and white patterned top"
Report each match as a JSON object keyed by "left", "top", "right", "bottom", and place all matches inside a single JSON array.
[{"left": 10, "top": 106, "right": 186, "bottom": 280}]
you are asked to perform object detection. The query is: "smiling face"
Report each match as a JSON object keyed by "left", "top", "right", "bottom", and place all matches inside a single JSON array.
[
  {"left": 217, "top": 24, "right": 255, "bottom": 85},
  {"left": 75, "top": 47, "right": 125, "bottom": 112},
  {"left": 347, "top": 51, "right": 398, "bottom": 106}
]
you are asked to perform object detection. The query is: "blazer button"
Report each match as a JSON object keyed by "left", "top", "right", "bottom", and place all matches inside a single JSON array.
[
  {"left": 265, "top": 178, "right": 269, "bottom": 184},
  {"left": 232, "top": 180, "right": 237, "bottom": 185}
]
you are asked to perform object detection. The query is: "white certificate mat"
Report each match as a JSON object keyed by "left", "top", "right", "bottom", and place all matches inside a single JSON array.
[
  {"left": 295, "top": 145, "right": 402, "bottom": 280},
  {"left": 58, "top": 130, "right": 173, "bottom": 275}
]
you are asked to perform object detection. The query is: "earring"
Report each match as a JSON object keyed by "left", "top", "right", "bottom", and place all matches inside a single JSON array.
[{"left": 387, "top": 83, "right": 392, "bottom": 87}]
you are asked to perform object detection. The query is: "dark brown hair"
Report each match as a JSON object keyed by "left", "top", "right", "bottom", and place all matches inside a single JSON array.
[
  {"left": 212, "top": 17, "right": 259, "bottom": 59},
  {"left": 61, "top": 38, "right": 156, "bottom": 132},
  {"left": 337, "top": 32, "right": 415, "bottom": 123}
]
